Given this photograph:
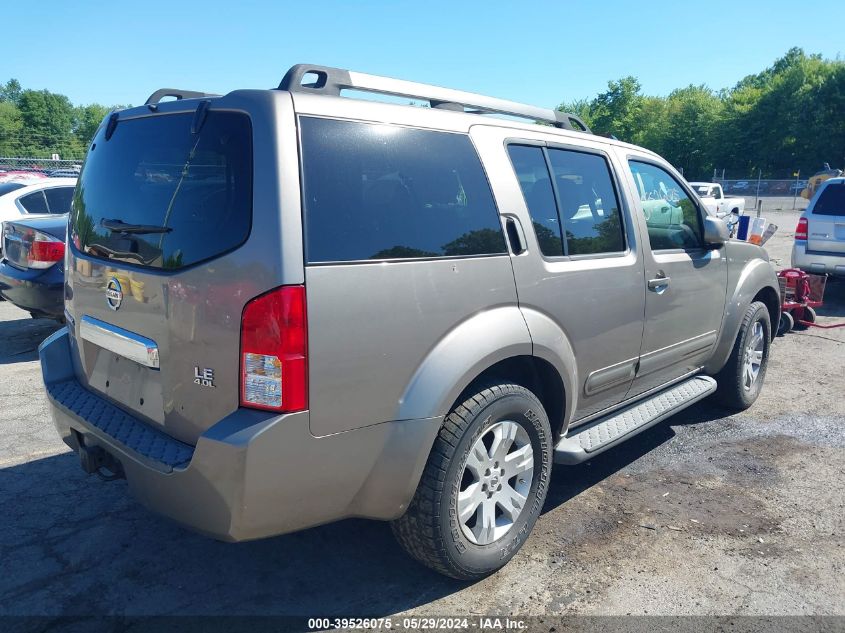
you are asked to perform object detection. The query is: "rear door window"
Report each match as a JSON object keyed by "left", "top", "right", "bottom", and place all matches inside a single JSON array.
[
  {"left": 506, "top": 145, "right": 563, "bottom": 256},
  {"left": 507, "top": 144, "right": 625, "bottom": 257},
  {"left": 813, "top": 182, "right": 845, "bottom": 216},
  {"left": 20, "top": 191, "right": 49, "bottom": 214},
  {"left": 547, "top": 148, "right": 625, "bottom": 256},
  {"left": 70, "top": 111, "right": 252, "bottom": 270},
  {"left": 44, "top": 186, "right": 74, "bottom": 214},
  {"left": 300, "top": 117, "right": 506, "bottom": 263}
]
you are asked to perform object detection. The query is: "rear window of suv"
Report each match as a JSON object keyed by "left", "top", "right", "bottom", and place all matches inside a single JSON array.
[
  {"left": 70, "top": 111, "right": 252, "bottom": 270},
  {"left": 813, "top": 182, "right": 845, "bottom": 216},
  {"left": 299, "top": 117, "right": 506, "bottom": 263}
]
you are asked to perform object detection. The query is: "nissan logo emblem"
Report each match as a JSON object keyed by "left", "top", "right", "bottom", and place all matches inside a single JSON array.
[{"left": 106, "top": 277, "right": 123, "bottom": 310}]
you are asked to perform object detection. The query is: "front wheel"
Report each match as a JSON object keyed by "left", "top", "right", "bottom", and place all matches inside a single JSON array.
[
  {"left": 714, "top": 301, "right": 771, "bottom": 410},
  {"left": 391, "top": 383, "right": 552, "bottom": 580}
]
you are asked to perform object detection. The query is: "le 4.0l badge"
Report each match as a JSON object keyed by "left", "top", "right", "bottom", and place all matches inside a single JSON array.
[{"left": 194, "top": 367, "right": 215, "bottom": 388}]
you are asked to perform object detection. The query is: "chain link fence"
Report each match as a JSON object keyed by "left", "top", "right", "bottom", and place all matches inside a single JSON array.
[
  {"left": 0, "top": 156, "right": 82, "bottom": 181},
  {"left": 714, "top": 178, "right": 807, "bottom": 197}
]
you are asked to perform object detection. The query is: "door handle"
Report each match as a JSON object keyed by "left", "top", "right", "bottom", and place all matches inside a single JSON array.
[
  {"left": 504, "top": 216, "right": 526, "bottom": 255},
  {"left": 647, "top": 275, "right": 671, "bottom": 291}
]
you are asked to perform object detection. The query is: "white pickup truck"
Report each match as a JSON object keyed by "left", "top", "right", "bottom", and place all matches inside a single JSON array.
[{"left": 690, "top": 182, "right": 745, "bottom": 218}]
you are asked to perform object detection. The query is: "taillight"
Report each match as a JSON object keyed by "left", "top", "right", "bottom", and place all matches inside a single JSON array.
[
  {"left": 795, "top": 217, "right": 808, "bottom": 241},
  {"left": 239, "top": 285, "right": 308, "bottom": 412},
  {"left": 18, "top": 227, "right": 65, "bottom": 269}
]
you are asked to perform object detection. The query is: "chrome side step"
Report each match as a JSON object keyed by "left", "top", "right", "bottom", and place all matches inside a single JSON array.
[{"left": 554, "top": 375, "right": 717, "bottom": 465}]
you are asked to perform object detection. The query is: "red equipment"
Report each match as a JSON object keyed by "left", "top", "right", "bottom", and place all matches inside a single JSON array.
[{"left": 776, "top": 269, "right": 845, "bottom": 333}]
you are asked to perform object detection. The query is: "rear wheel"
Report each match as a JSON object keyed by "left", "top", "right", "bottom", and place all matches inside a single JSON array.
[
  {"left": 391, "top": 383, "right": 552, "bottom": 580},
  {"left": 715, "top": 301, "right": 771, "bottom": 410}
]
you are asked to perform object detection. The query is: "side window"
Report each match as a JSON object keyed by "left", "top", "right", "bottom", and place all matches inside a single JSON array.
[
  {"left": 629, "top": 161, "right": 704, "bottom": 251},
  {"left": 300, "top": 118, "right": 507, "bottom": 263},
  {"left": 547, "top": 148, "right": 625, "bottom": 255},
  {"left": 506, "top": 145, "right": 563, "bottom": 256},
  {"left": 44, "top": 187, "right": 74, "bottom": 214},
  {"left": 19, "top": 191, "right": 49, "bottom": 214}
]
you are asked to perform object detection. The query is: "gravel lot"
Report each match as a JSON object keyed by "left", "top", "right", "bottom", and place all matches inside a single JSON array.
[{"left": 1, "top": 203, "right": 843, "bottom": 619}]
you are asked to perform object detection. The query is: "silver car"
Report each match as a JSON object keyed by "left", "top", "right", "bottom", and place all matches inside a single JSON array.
[
  {"left": 792, "top": 177, "right": 845, "bottom": 276},
  {"left": 39, "top": 64, "right": 780, "bottom": 580}
]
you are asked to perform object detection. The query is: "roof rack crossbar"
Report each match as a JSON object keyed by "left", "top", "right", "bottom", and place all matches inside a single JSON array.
[
  {"left": 278, "top": 64, "right": 591, "bottom": 133},
  {"left": 145, "top": 89, "right": 220, "bottom": 106}
]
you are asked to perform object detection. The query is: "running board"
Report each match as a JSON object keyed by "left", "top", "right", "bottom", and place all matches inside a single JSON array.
[{"left": 554, "top": 375, "right": 717, "bottom": 465}]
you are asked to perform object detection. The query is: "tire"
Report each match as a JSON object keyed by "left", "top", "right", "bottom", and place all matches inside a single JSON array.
[
  {"left": 778, "top": 311, "right": 794, "bottom": 336},
  {"left": 714, "top": 301, "right": 771, "bottom": 410},
  {"left": 391, "top": 383, "right": 553, "bottom": 580},
  {"left": 794, "top": 306, "right": 816, "bottom": 330}
]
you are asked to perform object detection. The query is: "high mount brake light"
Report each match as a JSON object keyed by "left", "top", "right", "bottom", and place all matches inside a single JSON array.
[{"left": 239, "top": 285, "right": 308, "bottom": 413}]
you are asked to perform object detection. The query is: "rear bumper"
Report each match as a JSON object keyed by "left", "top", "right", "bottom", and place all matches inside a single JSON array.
[
  {"left": 40, "top": 328, "right": 441, "bottom": 541},
  {"left": 0, "top": 261, "right": 63, "bottom": 316},
  {"left": 791, "top": 243, "right": 845, "bottom": 277}
]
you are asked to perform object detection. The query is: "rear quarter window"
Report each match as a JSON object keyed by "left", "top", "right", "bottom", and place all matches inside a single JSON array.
[
  {"left": 299, "top": 117, "right": 506, "bottom": 263},
  {"left": 20, "top": 191, "right": 49, "bottom": 214},
  {"left": 813, "top": 182, "right": 845, "bottom": 216},
  {"left": 44, "top": 187, "right": 74, "bottom": 214}
]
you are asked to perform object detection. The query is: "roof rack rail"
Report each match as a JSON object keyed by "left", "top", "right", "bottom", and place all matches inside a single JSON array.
[
  {"left": 278, "top": 64, "right": 591, "bottom": 134},
  {"left": 145, "top": 89, "right": 220, "bottom": 106}
]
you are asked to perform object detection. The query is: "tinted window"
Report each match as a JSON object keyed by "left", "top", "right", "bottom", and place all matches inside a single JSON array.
[
  {"left": 629, "top": 161, "right": 703, "bottom": 250},
  {"left": 71, "top": 112, "right": 252, "bottom": 270},
  {"left": 548, "top": 149, "right": 625, "bottom": 255},
  {"left": 20, "top": 191, "right": 49, "bottom": 214},
  {"left": 0, "top": 182, "right": 26, "bottom": 197},
  {"left": 300, "top": 118, "right": 506, "bottom": 262},
  {"left": 813, "top": 182, "right": 845, "bottom": 216},
  {"left": 44, "top": 187, "right": 74, "bottom": 214},
  {"left": 507, "top": 145, "right": 563, "bottom": 256}
]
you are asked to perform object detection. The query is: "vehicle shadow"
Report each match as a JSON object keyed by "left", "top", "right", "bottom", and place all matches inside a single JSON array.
[
  {"left": 1, "top": 451, "right": 460, "bottom": 617},
  {"left": 816, "top": 277, "right": 845, "bottom": 319},
  {"left": 1, "top": 400, "right": 731, "bottom": 617},
  {"left": 0, "top": 316, "right": 62, "bottom": 364},
  {"left": 542, "top": 399, "right": 728, "bottom": 514}
]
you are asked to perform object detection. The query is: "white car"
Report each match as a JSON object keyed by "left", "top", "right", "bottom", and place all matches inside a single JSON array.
[
  {"left": 0, "top": 177, "right": 77, "bottom": 223},
  {"left": 0, "top": 178, "right": 76, "bottom": 255}
]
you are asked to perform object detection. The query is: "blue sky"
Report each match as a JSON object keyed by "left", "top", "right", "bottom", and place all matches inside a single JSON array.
[{"left": 4, "top": 0, "right": 843, "bottom": 108}]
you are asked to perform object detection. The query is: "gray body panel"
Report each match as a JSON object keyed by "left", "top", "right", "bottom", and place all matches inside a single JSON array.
[
  {"left": 306, "top": 258, "right": 521, "bottom": 436},
  {"left": 40, "top": 75, "right": 780, "bottom": 542},
  {"left": 616, "top": 149, "right": 729, "bottom": 397},
  {"left": 64, "top": 91, "right": 303, "bottom": 445},
  {"left": 471, "top": 126, "right": 645, "bottom": 424},
  {"left": 42, "top": 329, "right": 440, "bottom": 540}
]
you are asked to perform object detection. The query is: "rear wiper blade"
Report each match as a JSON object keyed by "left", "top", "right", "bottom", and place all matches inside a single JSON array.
[{"left": 101, "top": 218, "right": 173, "bottom": 234}]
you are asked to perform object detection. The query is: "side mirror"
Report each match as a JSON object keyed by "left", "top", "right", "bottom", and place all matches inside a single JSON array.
[{"left": 703, "top": 215, "right": 730, "bottom": 246}]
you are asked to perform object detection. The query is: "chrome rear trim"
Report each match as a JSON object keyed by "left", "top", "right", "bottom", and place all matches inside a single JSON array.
[{"left": 79, "top": 315, "right": 160, "bottom": 369}]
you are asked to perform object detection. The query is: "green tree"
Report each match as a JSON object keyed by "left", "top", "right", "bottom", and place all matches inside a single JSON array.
[
  {"left": 0, "top": 101, "right": 24, "bottom": 156},
  {"left": 0, "top": 79, "right": 22, "bottom": 105},
  {"left": 17, "top": 89, "right": 82, "bottom": 158},
  {"left": 588, "top": 76, "right": 645, "bottom": 143},
  {"left": 74, "top": 103, "right": 112, "bottom": 148},
  {"left": 661, "top": 85, "right": 722, "bottom": 179},
  {"left": 555, "top": 48, "right": 844, "bottom": 179}
]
